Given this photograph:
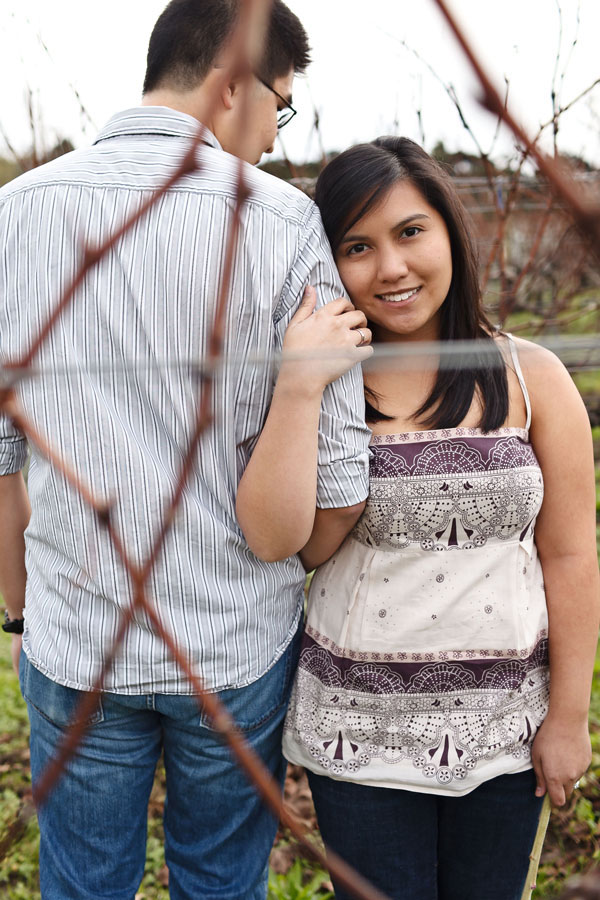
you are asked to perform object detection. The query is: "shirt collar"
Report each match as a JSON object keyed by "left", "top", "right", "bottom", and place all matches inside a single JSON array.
[{"left": 94, "top": 107, "right": 222, "bottom": 151}]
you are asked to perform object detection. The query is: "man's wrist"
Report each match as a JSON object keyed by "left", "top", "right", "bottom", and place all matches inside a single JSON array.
[{"left": 2, "top": 610, "right": 25, "bottom": 634}]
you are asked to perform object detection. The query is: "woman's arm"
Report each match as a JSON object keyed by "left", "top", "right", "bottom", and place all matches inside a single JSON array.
[
  {"left": 236, "top": 286, "right": 371, "bottom": 562},
  {"left": 523, "top": 340, "right": 600, "bottom": 807},
  {"left": 299, "top": 502, "right": 366, "bottom": 572}
]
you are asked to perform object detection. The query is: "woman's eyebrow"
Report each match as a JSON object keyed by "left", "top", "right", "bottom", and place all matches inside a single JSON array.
[{"left": 341, "top": 213, "right": 431, "bottom": 244}]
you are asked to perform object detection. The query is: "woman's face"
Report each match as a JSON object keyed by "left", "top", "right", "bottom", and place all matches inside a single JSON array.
[{"left": 335, "top": 179, "right": 453, "bottom": 343}]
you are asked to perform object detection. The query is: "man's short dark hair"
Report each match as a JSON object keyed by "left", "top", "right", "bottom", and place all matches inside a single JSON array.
[{"left": 143, "top": 0, "right": 311, "bottom": 94}]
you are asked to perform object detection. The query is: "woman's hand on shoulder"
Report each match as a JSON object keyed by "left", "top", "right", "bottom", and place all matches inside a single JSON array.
[{"left": 280, "top": 285, "right": 373, "bottom": 395}]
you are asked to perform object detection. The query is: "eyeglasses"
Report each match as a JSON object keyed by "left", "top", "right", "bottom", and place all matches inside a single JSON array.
[{"left": 257, "top": 77, "right": 297, "bottom": 130}]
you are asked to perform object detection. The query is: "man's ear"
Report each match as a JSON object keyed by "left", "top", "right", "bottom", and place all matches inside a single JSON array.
[{"left": 221, "top": 81, "right": 237, "bottom": 111}]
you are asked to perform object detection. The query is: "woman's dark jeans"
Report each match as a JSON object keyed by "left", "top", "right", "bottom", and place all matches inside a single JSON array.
[{"left": 307, "top": 768, "right": 544, "bottom": 900}]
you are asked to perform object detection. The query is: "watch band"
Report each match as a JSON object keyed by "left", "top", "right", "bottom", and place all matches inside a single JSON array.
[{"left": 2, "top": 611, "right": 25, "bottom": 635}]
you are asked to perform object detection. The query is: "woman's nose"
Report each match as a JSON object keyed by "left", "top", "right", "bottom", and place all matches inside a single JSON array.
[{"left": 377, "top": 246, "right": 409, "bottom": 282}]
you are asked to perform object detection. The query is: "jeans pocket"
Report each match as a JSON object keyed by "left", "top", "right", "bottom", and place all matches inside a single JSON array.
[
  {"left": 200, "top": 624, "right": 302, "bottom": 733},
  {"left": 21, "top": 656, "right": 104, "bottom": 727}
]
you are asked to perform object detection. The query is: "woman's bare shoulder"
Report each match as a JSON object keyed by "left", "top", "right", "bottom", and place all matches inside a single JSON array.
[
  {"left": 501, "top": 334, "right": 568, "bottom": 386},
  {"left": 503, "top": 335, "right": 590, "bottom": 437}
]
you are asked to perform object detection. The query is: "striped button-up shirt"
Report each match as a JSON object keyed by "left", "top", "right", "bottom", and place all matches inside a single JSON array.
[{"left": 0, "top": 107, "right": 370, "bottom": 694}]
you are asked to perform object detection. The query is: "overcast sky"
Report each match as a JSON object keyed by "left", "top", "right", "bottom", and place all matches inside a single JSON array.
[{"left": 2, "top": 0, "right": 599, "bottom": 166}]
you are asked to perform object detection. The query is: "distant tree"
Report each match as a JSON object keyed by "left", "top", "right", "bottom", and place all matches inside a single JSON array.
[
  {"left": 0, "top": 138, "right": 74, "bottom": 188},
  {"left": 0, "top": 156, "right": 20, "bottom": 187},
  {"left": 431, "top": 140, "right": 504, "bottom": 178}
]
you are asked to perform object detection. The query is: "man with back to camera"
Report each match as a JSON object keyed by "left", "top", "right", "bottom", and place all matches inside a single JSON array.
[{"left": 0, "top": 1, "right": 371, "bottom": 897}]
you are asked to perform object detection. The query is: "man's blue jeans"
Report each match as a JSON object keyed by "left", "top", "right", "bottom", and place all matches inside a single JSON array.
[
  {"left": 308, "top": 768, "right": 545, "bottom": 900},
  {"left": 20, "top": 629, "right": 300, "bottom": 900}
]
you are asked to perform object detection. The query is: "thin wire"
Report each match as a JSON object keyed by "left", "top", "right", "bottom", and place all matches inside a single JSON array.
[{"left": 1, "top": 335, "right": 599, "bottom": 388}]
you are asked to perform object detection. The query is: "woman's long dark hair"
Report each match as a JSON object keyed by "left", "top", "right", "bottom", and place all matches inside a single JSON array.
[{"left": 315, "top": 137, "right": 508, "bottom": 431}]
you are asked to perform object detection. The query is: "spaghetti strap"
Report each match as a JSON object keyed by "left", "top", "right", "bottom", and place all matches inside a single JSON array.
[{"left": 505, "top": 333, "right": 532, "bottom": 431}]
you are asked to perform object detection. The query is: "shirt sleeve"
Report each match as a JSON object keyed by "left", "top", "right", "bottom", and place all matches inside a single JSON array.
[
  {"left": 273, "top": 202, "right": 371, "bottom": 509},
  {"left": 0, "top": 413, "right": 28, "bottom": 475},
  {"left": 0, "top": 195, "right": 28, "bottom": 476}
]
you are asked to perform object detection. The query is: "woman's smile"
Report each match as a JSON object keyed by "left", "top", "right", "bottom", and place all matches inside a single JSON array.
[{"left": 374, "top": 286, "right": 421, "bottom": 304}]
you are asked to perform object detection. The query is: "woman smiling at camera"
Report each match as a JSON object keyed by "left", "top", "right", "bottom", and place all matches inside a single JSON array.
[{"left": 236, "top": 137, "right": 600, "bottom": 900}]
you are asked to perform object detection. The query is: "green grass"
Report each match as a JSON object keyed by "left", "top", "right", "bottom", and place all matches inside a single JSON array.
[
  {"left": 498, "top": 288, "right": 600, "bottom": 338},
  {"left": 572, "top": 371, "right": 600, "bottom": 396},
  {"left": 268, "top": 859, "right": 333, "bottom": 900},
  {"left": 0, "top": 642, "right": 37, "bottom": 900}
]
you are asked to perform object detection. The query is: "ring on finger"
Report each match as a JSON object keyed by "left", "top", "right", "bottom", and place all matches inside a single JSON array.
[{"left": 356, "top": 328, "right": 366, "bottom": 346}]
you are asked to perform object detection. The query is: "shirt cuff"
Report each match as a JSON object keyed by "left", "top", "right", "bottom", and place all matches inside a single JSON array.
[
  {"left": 316, "top": 452, "right": 370, "bottom": 509},
  {"left": 0, "top": 436, "right": 28, "bottom": 475}
]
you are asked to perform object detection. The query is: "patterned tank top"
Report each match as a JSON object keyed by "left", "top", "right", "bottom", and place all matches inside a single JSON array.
[{"left": 283, "top": 337, "right": 549, "bottom": 795}]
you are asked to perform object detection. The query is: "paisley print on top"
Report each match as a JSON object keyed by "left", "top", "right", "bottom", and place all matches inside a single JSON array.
[
  {"left": 283, "top": 425, "right": 550, "bottom": 796},
  {"left": 354, "top": 433, "right": 543, "bottom": 552}
]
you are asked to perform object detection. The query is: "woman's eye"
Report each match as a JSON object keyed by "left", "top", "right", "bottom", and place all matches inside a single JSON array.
[
  {"left": 402, "top": 225, "right": 422, "bottom": 238},
  {"left": 347, "top": 243, "right": 368, "bottom": 256}
]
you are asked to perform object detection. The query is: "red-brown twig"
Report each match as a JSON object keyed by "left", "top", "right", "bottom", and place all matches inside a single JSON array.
[{"left": 432, "top": 0, "right": 600, "bottom": 255}]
